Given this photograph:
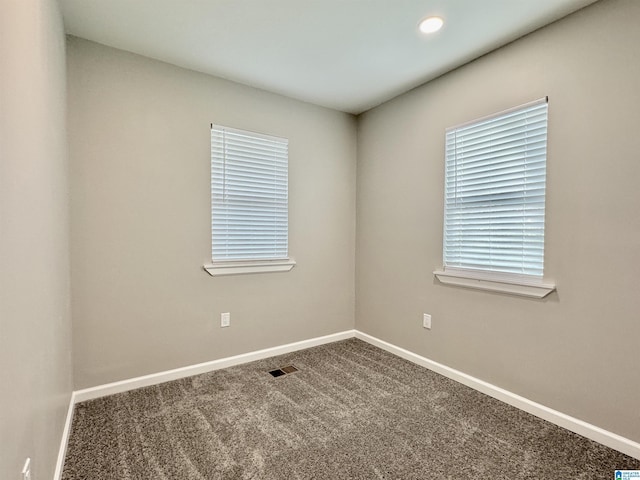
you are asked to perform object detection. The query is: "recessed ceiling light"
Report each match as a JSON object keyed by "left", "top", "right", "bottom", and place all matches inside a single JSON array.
[{"left": 419, "top": 16, "right": 444, "bottom": 34}]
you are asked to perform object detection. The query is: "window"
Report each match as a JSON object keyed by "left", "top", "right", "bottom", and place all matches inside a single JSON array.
[
  {"left": 434, "top": 98, "right": 555, "bottom": 298},
  {"left": 204, "top": 125, "right": 295, "bottom": 277}
]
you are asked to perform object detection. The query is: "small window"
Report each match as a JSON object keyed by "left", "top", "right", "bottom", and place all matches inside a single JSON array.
[
  {"left": 436, "top": 98, "right": 555, "bottom": 297},
  {"left": 205, "top": 125, "right": 295, "bottom": 276}
]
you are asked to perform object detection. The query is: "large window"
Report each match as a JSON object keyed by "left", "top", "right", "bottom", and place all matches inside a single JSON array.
[
  {"left": 204, "top": 125, "right": 295, "bottom": 276},
  {"left": 435, "top": 98, "right": 555, "bottom": 297}
]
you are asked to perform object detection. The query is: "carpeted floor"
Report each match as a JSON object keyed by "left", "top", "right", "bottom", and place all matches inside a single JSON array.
[{"left": 62, "top": 338, "right": 640, "bottom": 479}]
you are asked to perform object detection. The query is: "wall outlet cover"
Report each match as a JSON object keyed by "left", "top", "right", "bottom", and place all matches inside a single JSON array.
[
  {"left": 22, "top": 458, "right": 31, "bottom": 480},
  {"left": 423, "top": 313, "right": 432, "bottom": 329}
]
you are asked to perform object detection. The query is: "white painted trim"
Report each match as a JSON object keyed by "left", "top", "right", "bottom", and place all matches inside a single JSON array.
[
  {"left": 73, "top": 330, "right": 354, "bottom": 403},
  {"left": 203, "top": 258, "right": 296, "bottom": 277},
  {"left": 434, "top": 269, "right": 556, "bottom": 298},
  {"left": 53, "top": 392, "right": 76, "bottom": 480},
  {"left": 354, "top": 330, "right": 640, "bottom": 460},
  {"left": 65, "top": 328, "right": 639, "bottom": 462}
]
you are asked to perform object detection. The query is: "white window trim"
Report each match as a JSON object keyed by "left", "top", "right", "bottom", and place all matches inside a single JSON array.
[
  {"left": 205, "top": 124, "right": 294, "bottom": 277},
  {"left": 437, "top": 97, "right": 555, "bottom": 298},
  {"left": 433, "top": 267, "right": 555, "bottom": 298},
  {"left": 204, "top": 258, "right": 296, "bottom": 277}
]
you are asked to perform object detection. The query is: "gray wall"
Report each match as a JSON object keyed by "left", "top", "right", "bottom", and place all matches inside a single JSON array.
[
  {"left": 67, "top": 37, "right": 357, "bottom": 389},
  {"left": 0, "top": 0, "right": 73, "bottom": 478},
  {"left": 356, "top": 0, "right": 640, "bottom": 443}
]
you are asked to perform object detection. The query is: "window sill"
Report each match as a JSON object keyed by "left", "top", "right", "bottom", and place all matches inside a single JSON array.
[
  {"left": 433, "top": 269, "right": 556, "bottom": 299},
  {"left": 204, "top": 258, "right": 296, "bottom": 277}
]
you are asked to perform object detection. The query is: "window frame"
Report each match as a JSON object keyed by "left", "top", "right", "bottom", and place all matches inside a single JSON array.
[
  {"left": 434, "top": 98, "right": 555, "bottom": 298},
  {"left": 204, "top": 124, "right": 296, "bottom": 277}
]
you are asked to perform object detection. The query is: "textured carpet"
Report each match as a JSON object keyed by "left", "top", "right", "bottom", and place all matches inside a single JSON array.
[{"left": 62, "top": 339, "right": 640, "bottom": 479}]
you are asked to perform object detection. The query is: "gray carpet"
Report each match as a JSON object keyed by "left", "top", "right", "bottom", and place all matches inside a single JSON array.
[{"left": 62, "top": 338, "right": 640, "bottom": 479}]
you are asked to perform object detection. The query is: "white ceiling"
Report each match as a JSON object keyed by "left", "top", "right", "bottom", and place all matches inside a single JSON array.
[{"left": 60, "top": 0, "right": 599, "bottom": 114}]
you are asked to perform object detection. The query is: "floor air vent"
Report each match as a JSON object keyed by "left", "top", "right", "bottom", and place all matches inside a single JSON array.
[{"left": 268, "top": 365, "right": 298, "bottom": 377}]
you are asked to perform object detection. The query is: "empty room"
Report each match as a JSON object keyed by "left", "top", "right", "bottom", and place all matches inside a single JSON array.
[{"left": 2, "top": 0, "right": 640, "bottom": 478}]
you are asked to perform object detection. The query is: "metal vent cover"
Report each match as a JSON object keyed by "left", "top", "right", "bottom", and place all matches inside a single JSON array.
[{"left": 268, "top": 365, "right": 298, "bottom": 377}]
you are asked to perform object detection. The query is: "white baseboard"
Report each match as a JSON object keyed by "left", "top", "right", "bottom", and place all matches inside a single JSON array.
[
  {"left": 53, "top": 391, "right": 76, "bottom": 480},
  {"left": 354, "top": 330, "right": 640, "bottom": 461},
  {"left": 73, "top": 330, "right": 355, "bottom": 403},
  {"left": 63, "top": 328, "right": 639, "bottom": 464}
]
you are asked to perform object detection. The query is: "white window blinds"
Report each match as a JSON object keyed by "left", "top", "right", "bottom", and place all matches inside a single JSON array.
[
  {"left": 444, "top": 98, "right": 548, "bottom": 278},
  {"left": 211, "top": 125, "right": 289, "bottom": 262}
]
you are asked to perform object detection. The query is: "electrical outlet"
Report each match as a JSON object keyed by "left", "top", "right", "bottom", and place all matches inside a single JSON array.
[
  {"left": 423, "top": 313, "right": 432, "bottom": 330},
  {"left": 22, "top": 458, "right": 31, "bottom": 480},
  {"left": 220, "top": 312, "right": 230, "bottom": 328}
]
